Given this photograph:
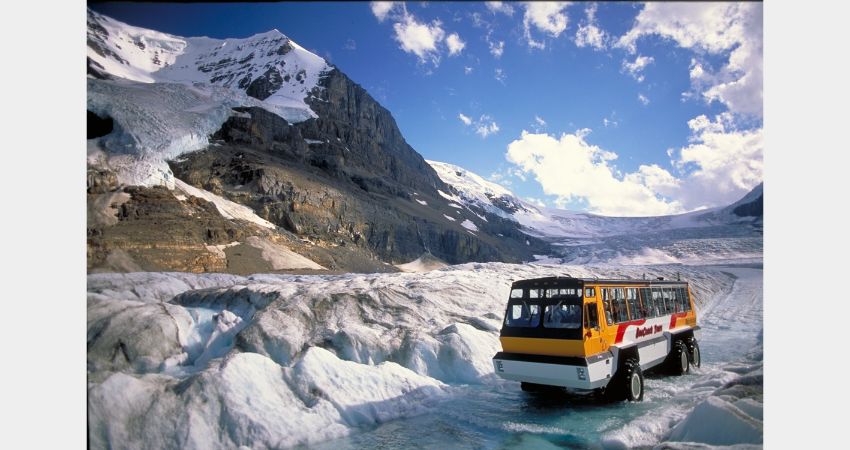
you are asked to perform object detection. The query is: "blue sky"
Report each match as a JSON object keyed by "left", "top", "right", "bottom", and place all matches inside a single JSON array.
[{"left": 90, "top": 2, "right": 763, "bottom": 217}]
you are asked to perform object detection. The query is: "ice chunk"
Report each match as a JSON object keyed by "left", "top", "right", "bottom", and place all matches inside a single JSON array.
[
  {"left": 287, "top": 347, "right": 446, "bottom": 426},
  {"left": 667, "top": 396, "right": 763, "bottom": 445}
]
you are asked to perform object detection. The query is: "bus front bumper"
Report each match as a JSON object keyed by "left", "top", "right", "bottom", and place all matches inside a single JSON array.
[{"left": 492, "top": 352, "right": 614, "bottom": 390}]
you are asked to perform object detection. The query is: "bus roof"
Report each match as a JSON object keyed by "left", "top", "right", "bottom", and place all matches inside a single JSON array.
[{"left": 510, "top": 276, "right": 688, "bottom": 289}]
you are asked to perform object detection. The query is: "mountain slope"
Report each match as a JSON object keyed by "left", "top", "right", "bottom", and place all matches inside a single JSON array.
[
  {"left": 429, "top": 159, "right": 763, "bottom": 238},
  {"left": 86, "top": 10, "right": 549, "bottom": 272},
  {"left": 428, "top": 160, "right": 763, "bottom": 265}
]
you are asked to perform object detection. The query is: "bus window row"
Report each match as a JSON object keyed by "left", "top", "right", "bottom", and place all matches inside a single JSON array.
[
  {"left": 598, "top": 286, "right": 691, "bottom": 325},
  {"left": 509, "top": 288, "right": 580, "bottom": 299}
]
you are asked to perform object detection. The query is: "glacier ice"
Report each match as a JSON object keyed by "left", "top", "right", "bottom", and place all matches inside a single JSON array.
[{"left": 87, "top": 262, "right": 743, "bottom": 448}]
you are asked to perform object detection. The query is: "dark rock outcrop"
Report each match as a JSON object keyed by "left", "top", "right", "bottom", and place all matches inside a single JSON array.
[
  {"left": 170, "top": 69, "right": 552, "bottom": 267},
  {"left": 246, "top": 68, "right": 285, "bottom": 101},
  {"left": 302, "top": 69, "right": 447, "bottom": 195},
  {"left": 87, "top": 110, "right": 113, "bottom": 139},
  {"left": 733, "top": 194, "right": 763, "bottom": 218}
]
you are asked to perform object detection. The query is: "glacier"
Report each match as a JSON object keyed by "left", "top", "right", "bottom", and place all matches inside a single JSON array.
[{"left": 87, "top": 262, "right": 761, "bottom": 448}]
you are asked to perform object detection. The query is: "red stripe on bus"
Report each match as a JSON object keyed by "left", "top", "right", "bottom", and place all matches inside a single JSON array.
[
  {"left": 669, "top": 312, "right": 688, "bottom": 329},
  {"left": 614, "top": 319, "right": 647, "bottom": 344}
]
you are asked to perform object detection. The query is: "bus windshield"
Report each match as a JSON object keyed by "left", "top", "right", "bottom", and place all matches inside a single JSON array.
[
  {"left": 543, "top": 302, "right": 582, "bottom": 329},
  {"left": 504, "top": 302, "right": 540, "bottom": 328}
]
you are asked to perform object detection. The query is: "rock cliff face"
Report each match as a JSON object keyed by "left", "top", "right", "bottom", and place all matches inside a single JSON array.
[{"left": 170, "top": 100, "right": 549, "bottom": 266}]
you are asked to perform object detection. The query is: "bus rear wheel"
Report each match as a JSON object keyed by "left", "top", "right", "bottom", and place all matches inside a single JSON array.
[
  {"left": 688, "top": 339, "right": 701, "bottom": 368},
  {"left": 667, "top": 340, "right": 690, "bottom": 375}
]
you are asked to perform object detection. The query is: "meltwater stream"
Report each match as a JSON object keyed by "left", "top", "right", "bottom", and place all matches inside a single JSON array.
[{"left": 303, "top": 265, "right": 763, "bottom": 449}]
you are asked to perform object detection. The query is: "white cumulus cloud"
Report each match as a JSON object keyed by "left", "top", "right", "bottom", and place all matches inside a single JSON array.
[
  {"left": 671, "top": 113, "right": 763, "bottom": 209},
  {"left": 503, "top": 112, "right": 762, "bottom": 215},
  {"left": 476, "top": 116, "right": 500, "bottom": 138},
  {"left": 489, "top": 39, "right": 505, "bottom": 58},
  {"left": 522, "top": 2, "right": 571, "bottom": 49},
  {"left": 574, "top": 3, "right": 608, "bottom": 50},
  {"left": 370, "top": 2, "right": 398, "bottom": 22},
  {"left": 393, "top": 14, "right": 446, "bottom": 65},
  {"left": 622, "top": 55, "right": 654, "bottom": 82},
  {"left": 459, "top": 113, "right": 500, "bottom": 138},
  {"left": 506, "top": 130, "right": 683, "bottom": 216},
  {"left": 494, "top": 68, "right": 506, "bottom": 84},
  {"left": 638, "top": 93, "right": 650, "bottom": 105},
  {"left": 617, "top": 2, "right": 762, "bottom": 117},
  {"left": 486, "top": 2, "right": 515, "bottom": 16},
  {"left": 464, "top": 66, "right": 473, "bottom": 75},
  {"left": 446, "top": 33, "right": 466, "bottom": 56}
]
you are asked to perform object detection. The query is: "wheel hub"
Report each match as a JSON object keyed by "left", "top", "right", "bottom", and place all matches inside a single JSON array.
[{"left": 630, "top": 373, "right": 641, "bottom": 398}]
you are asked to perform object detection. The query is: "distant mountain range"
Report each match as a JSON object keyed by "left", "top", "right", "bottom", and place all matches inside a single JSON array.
[{"left": 86, "top": 9, "right": 761, "bottom": 274}]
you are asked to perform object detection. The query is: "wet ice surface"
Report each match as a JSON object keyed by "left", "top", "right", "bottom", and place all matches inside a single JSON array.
[
  {"left": 87, "top": 263, "right": 761, "bottom": 449},
  {"left": 303, "top": 265, "right": 764, "bottom": 450}
]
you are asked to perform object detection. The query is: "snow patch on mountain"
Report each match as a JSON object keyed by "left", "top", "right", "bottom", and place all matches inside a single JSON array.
[
  {"left": 243, "top": 236, "right": 326, "bottom": 270},
  {"left": 88, "top": 8, "right": 330, "bottom": 118},
  {"left": 428, "top": 160, "right": 531, "bottom": 220},
  {"left": 395, "top": 253, "right": 448, "bottom": 273},
  {"left": 174, "top": 179, "right": 276, "bottom": 228},
  {"left": 87, "top": 9, "right": 331, "bottom": 188}
]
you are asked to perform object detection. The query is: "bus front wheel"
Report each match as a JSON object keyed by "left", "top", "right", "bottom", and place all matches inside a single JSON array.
[{"left": 605, "top": 358, "right": 644, "bottom": 402}]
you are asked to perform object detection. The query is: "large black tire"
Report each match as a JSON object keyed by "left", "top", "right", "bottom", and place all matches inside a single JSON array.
[
  {"left": 667, "top": 340, "right": 690, "bottom": 375},
  {"left": 605, "top": 358, "right": 644, "bottom": 402},
  {"left": 521, "top": 382, "right": 547, "bottom": 392},
  {"left": 687, "top": 338, "right": 701, "bottom": 368}
]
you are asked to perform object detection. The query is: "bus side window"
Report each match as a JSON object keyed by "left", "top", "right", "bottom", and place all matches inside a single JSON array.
[
  {"left": 670, "top": 288, "right": 681, "bottom": 313},
  {"left": 613, "top": 288, "right": 627, "bottom": 322},
  {"left": 639, "top": 288, "right": 651, "bottom": 318},
  {"left": 602, "top": 288, "right": 613, "bottom": 325},
  {"left": 652, "top": 288, "right": 663, "bottom": 316},
  {"left": 627, "top": 288, "right": 642, "bottom": 320},
  {"left": 662, "top": 288, "right": 674, "bottom": 314},
  {"left": 585, "top": 287, "right": 595, "bottom": 298},
  {"left": 585, "top": 302, "right": 599, "bottom": 329},
  {"left": 677, "top": 287, "right": 688, "bottom": 311}
]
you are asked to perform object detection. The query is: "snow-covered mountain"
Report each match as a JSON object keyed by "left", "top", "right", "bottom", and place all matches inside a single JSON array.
[
  {"left": 428, "top": 160, "right": 762, "bottom": 239},
  {"left": 87, "top": 8, "right": 329, "bottom": 117},
  {"left": 428, "top": 160, "right": 762, "bottom": 265}
]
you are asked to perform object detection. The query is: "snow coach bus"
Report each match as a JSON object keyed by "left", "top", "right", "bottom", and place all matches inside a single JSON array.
[{"left": 492, "top": 276, "right": 700, "bottom": 401}]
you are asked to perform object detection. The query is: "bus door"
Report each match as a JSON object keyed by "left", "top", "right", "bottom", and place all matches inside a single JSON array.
[{"left": 583, "top": 286, "right": 607, "bottom": 354}]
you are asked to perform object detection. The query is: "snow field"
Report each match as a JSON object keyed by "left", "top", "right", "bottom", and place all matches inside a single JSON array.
[{"left": 87, "top": 263, "right": 737, "bottom": 448}]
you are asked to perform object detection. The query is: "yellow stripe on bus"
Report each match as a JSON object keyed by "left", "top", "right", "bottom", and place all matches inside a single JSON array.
[{"left": 500, "top": 337, "right": 586, "bottom": 357}]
